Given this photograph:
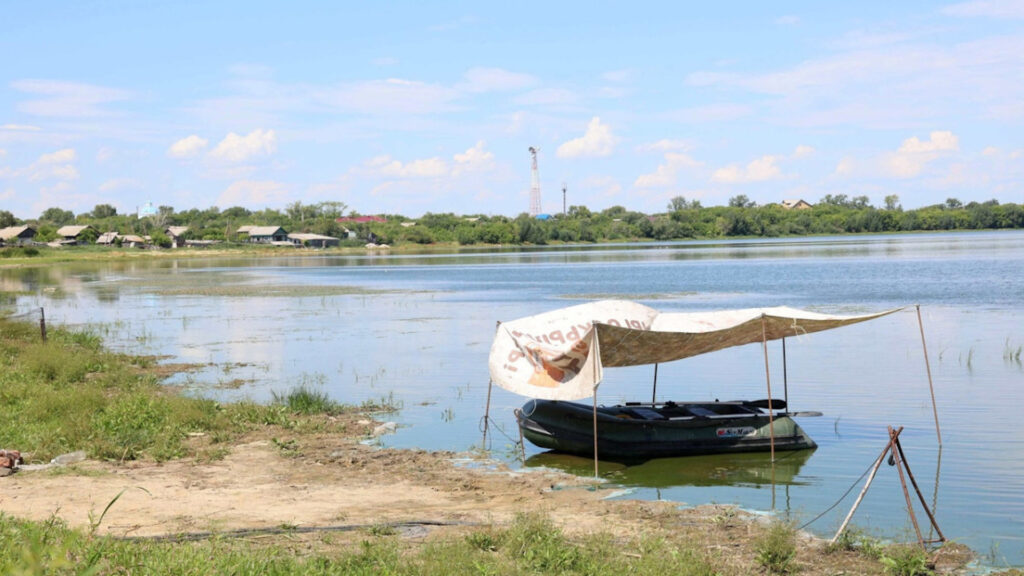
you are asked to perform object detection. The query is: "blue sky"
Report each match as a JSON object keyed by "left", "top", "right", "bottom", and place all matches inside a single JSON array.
[{"left": 2, "top": 1, "right": 1022, "bottom": 219}]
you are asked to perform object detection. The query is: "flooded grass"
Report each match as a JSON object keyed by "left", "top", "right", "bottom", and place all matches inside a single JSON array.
[{"left": 0, "top": 318, "right": 385, "bottom": 463}]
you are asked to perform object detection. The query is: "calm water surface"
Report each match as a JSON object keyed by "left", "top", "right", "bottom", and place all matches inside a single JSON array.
[{"left": 4, "top": 231, "right": 1023, "bottom": 566}]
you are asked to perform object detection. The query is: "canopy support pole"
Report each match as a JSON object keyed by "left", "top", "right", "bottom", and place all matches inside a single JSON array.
[
  {"left": 761, "top": 315, "right": 776, "bottom": 463},
  {"left": 651, "top": 363, "right": 659, "bottom": 405},
  {"left": 482, "top": 321, "right": 501, "bottom": 450},
  {"left": 481, "top": 379, "right": 493, "bottom": 450},
  {"left": 592, "top": 326, "right": 600, "bottom": 478},
  {"left": 782, "top": 337, "right": 789, "bottom": 409},
  {"left": 915, "top": 305, "right": 942, "bottom": 446},
  {"left": 592, "top": 392, "right": 599, "bottom": 478}
]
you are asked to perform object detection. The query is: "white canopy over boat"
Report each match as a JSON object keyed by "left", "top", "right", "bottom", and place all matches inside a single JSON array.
[{"left": 488, "top": 300, "right": 901, "bottom": 401}]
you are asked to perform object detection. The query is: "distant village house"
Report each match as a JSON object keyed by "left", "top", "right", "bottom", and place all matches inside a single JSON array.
[
  {"left": 55, "top": 225, "right": 96, "bottom": 245},
  {"left": 166, "top": 226, "right": 189, "bottom": 248},
  {"left": 237, "top": 225, "right": 289, "bottom": 243},
  {"left": 0, "top": 225, "right": 36, "bottom": 245},
  {"left": 780, "top": 199, "right": 813, "bottom": 210},
  {"left": 287, "top": 233, "right": 340, "bottom": 248}
]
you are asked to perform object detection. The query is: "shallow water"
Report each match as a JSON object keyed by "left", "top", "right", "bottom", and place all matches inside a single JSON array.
[{"left": 4, "top": 230, "right": 1023, "bottom": 565}]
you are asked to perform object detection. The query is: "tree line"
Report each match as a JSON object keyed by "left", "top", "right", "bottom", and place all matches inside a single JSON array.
[{"left": 2, "top": 194, "right": 1023, "bottom": 248}]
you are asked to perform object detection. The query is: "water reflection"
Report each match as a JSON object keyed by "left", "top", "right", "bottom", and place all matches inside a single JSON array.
[{"left": 527, "top": 449, "right": 815, "bottom": 488}]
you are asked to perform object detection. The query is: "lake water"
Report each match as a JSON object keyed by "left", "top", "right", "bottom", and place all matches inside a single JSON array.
[{"left": 4, "top": 230, "right": 1023, "bottom": 566}]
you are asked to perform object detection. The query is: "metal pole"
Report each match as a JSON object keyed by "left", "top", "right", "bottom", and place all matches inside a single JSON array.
[
  {"left": 39, "top": 307, "right": 47, "bottom": 342},
  {"left": 651, "top": 363, "right": 659, "bottom": 405},
  {"left": 760, "top": 315, "right": 775, "bottom": 462},
  {"left": 482, "top": 379, "right": 493, "bottom": 450},
  {"left": 782, "top": 337, "right": 789, "bottom": 409},
  {"left": 916, "top": 305, "right": 942, "bottom": 446},
  {"left": 592, "top": 391, "right": 599, "bottom": 478}
]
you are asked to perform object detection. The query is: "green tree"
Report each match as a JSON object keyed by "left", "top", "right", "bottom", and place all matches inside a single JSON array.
[
  {"left": 884, "top": 195, "right": 901, "bottom": 211},
  {"left": 40, "top": 207, "right": 75, "bottom": 225},
  {"left": 728, "top": 195, "right": 756, "bottom": 208},
  {"left": 668, "top": 196, "right": 702, "bottom": 211},
  {"left": 946, "top": 197, "right": 963, "bottom": 209},
  {"left": 0, "top": 210, "right": 16, "bottom": 228},
  {"left": 92, "top": 204, "right": 118, "bottom": 218}
]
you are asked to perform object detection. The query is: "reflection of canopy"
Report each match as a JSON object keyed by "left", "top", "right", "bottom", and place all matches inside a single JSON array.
[{"left": 488, "top": 300, "right": 900, "bottom": 401}]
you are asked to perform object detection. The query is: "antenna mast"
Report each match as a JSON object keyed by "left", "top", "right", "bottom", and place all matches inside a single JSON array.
[{"left": 528, "top": 146, "right": 541, "bottom": 217}]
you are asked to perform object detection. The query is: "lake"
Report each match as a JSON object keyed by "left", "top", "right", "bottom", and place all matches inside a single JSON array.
[{"left": 4, "top": 230, "right": 1023, "bottom": 566}]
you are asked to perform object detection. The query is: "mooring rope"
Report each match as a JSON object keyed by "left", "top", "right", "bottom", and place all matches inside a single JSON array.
[{"left": 798, "top": 454, "right": 882, "bottom": 530}]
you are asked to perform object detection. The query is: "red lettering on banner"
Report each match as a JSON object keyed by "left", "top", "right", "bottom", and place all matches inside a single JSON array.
[
  {"left": 548, "top": 330, "right": 565, "bottom": 345},
  {"left": 606, "top": 319, "right": 621, "bottom": 327}
]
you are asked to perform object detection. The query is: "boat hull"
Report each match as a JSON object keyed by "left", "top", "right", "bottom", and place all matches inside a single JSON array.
[{"left": 517, "top": 400, "right": 816, "bottom": 461}]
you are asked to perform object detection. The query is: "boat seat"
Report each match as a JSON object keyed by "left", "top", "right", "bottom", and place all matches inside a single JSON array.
[{"left": 627, "top": 407, "right": 667, "bottom": 420}]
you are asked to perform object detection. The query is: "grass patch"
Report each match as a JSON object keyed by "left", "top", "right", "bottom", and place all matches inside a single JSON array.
[
  {"left": 755, "top": 519, "right": 798, "bottom": 574},
  {"left": 0, "top": 318, "right": 379, "bottom": 463},
  {"left": 0, "top": 512, "right": 729, "bottom": 576}
]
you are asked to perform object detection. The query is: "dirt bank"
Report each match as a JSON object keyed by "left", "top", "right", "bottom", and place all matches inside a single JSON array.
[{"left": 0, "top": 412, "right": 986, "bottom": 575}]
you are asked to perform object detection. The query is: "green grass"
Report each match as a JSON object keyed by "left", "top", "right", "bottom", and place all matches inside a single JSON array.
[
  {"left": 0, "top": 318, "right": 369, "bottom": 463},
  {"left": 755, "top": 519, "right": 798, "bottom": 574},
  {"left": 0, "top": 512, "right": 725, "bottom": 576}
]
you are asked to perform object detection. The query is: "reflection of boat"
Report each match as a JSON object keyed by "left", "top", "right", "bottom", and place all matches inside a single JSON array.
[
  {"left": 526, "top": 448, "right": 814, "bottom": 487},
  {"left": 486, "top": 300, "right": 907, "bottom": 468},
  {"left": 517, "top": 398, "right": 817, "bottom": 461}
]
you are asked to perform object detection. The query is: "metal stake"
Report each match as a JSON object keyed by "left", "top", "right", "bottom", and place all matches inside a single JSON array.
[{"left": 39, "top": 307, "right": 47, "bottom": 342}]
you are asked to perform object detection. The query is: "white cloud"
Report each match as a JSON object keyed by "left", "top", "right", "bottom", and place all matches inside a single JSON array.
[
  {"left": 887, "top": 131, "right": 959, "bottom": 178},
  {"left": 793, "top": 145, "right": 815, "bottom": 158},
  {"left": 942, "top": 0, "right": 1024, "bottom": 18},
  {"left": 372, "top": 56, "right": 400, "bottom": 66},
  {"left": 686, "top": 34, "right": 1024, "bottom": 126},
  {"left": 665, "top": 103, "right": 752, "bottom": 123},
  {"left": 775, "top": 15, "right": 801, "bottom": 25},
  {"left": 217, "top": 180, "right": 290, "bottom": 207},
  {"left": 637, "top": 139, "right": 694, "bottom": 153},
  {"left": 16, "top": 148, "right": 80, "bottom": 182},
  {"left": 358, "top": 155, "right": 449, "bottom": 179},
  {"left": 96, "top": 147, "right": 114, "bottom": 163},
  {"left": 0, "top": 188, "right": 13, "bottom": 201},
  {"left": 897, "top": 130, "right": 959, "bottom": 154},
  {"left": 601, "top": 70, "right": 633, "bottom": 83},
  {"left": 318, "top": 79, "right": 458, "bottom": 115},
  {"left": 513, "top": 88, "right": 579, "bottom": 107},
  {"left": 11, "top": 79, "right": 131, "bottom": 117},
  {"left": 168, "top": 135, "right": 209, "bottom": 159},
  {"left": 209, "top": 129, "right": 276, "bottom": 162},
  {"left": 834, "top": 131, "right": 961, "bottom": 179},
  {"left": 712, "top": 155, "right": 783, "bottom": 183},
  {"left": 99, "top": 178, "right": 142, "bottom": 192},
  {"left": 634, "top": 153, "right": 703, "bottom": 188},
  {"left": 38, "top": 148, "right": 76, "bottom": 164},
  {"left": 557, "top": 117, "right": 616, "bottom": 158},
  {"left": 460, "top": 67, "right": 537, "bottom": 93},
  {"left": 835, "top": 156, "right": 857, "bottom": 176},
  {"left": 1, "top": 124, "right": 41, "bottom": 132},
  {"left": 453, "top": 141, "right": 495, "bottom": 175}
]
